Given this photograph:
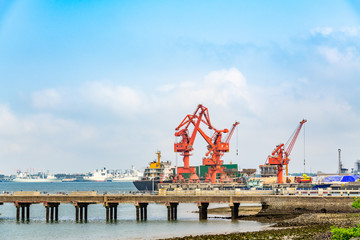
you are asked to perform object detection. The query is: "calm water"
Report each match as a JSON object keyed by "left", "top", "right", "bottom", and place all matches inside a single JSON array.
[{"left": 0, "top": 182, "right": 270, "bottom": 240}]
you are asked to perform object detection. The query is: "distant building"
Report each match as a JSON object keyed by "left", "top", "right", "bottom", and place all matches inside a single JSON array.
[{"left": 354, "top": 160, "right": 360, "bottom": 174}]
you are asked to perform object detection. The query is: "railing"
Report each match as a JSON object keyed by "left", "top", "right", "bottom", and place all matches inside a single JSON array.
[{"left": 158, "top": 188, "right": 360, "bottom": 196}]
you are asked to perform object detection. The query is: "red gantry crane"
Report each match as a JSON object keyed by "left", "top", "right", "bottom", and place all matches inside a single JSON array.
[
  {"left": 202, "top": 122, "right": 239, "bottom": 183},
  {"left": 263, "top": 119, "right": 307, "bottom": 184},
  {"left": 174, "top": 104, "right": 239, "bottom": 183},
  {"left": 174, "top": 104, "right": 211, "bottom": 182}
]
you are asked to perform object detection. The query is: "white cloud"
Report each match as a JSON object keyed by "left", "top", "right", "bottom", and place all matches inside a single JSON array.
[
  {"left": 310, "top": 27, "right": 334, "bottom": 36},
  {"left": 1, "top": 68, "right": 360, "bottom": 175},
  {"left": 317, "top": 46, "right": 341, "bottom": 63},
  {"left": 32, "top": 89, "right": 62, "bottom": 109},
  {"left": 0, "top": 104, "right": 20, "bottom": 135},
  {"left": 340, "top": 26, "right": 360, "bottom": 36},
  {"left": 82, "top": 82, "right": 144, "bottom": 116},
  {"left": 317, "top": 46, "right": 360, "bottom": 67},
  {"left": 165, "top": 68, "right": 251, "bottom": 108},
  {"left": 310, "top": 26, "right": 360, "bottom": 37},
  {"left": 156, "top": 84, "right": 175, "bottom": 92}
]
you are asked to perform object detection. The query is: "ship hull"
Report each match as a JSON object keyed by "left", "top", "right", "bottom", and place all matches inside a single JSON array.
[
  {"left": 13, "top": 178, "right": 61, "bottom": 183},
  {"left": 133, "top": 180, "right": 172, "bottom": 191},
  {"left": 113, "top": 177, "right": 141, "bottom": 182}
]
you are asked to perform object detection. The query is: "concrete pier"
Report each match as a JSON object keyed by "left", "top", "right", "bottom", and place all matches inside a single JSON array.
[
  {"left": 135, "top": 202, "right": 148, "bottom": 221},
  {"left": 15, "top": 202, "right": 31, "bottom": 222},
  {"left": 105, "top": 203, "right": 118, "bottom": 222},
  {"left": 2, "top": 193, "right": 360, "bottom": 223},
  {"left": 198, "top": 202, "right": 209, "bottom": 220},
  {"left": 44, "top": 202, "right": 60, "bottom": 222},
  {"left": 166, "top": 202, "right": 178, "bottom": 220},
  {"left": 74, "top": 203, "right": 89, "bottom": 222}
]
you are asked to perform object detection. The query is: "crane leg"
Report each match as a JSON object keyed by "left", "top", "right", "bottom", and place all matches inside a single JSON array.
[{"left": 277, "top": 165, "right": 283, "bottom": 184}]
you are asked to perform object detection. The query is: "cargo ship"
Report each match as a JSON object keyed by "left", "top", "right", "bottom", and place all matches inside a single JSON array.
[{"left": 133, "top": 151, "right": 175, "bottom": 191}]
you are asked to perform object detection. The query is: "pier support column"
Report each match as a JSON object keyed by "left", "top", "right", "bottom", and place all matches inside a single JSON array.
[
  {"left": 106, "top": 206, "right": 110, "bottom": 222},
  {"left": 50, "top": 206, "right": 54, "bottom": 221},
  {"left": 46, "top": 206, "right": 50, "bottom": 222},
  {"left": 15, "top": 202, "right": 31, "bottom": 222},
  {"left": 26, "top": 204, "right": 30, "bottom": 221},
  {"left": 136, "top": 206, "right": 140, "bottom": 221},
  {"left": 166, "top": 202, "right": 179, "bottom": 221},
  {"left": 104, "top": 203, "right": 118, "bottom": 222},
  {"left": 21, "top": 205, "right": 25, "bottom": 221},
  {"left": 55, "top": 205, "right": 59, "bottom": 221},
  {"left": 230, "top": 202, "right": 240, "bottom": 220},
  {"left": 198, "top": 202, "right": 209, "bottom": 220},
  {"left": 44, "top": 202, "right": 60, "bottom": 222},
  {"left": 74, "top": 203, "right": 90, "bottom": 223},
  {"left": 16, "top": 205, "right": 20, "bottom": 222},
  {"left": 135, "top": 203, "right": 148, "bottom": 221},
  {"left": 114, "top": 205, "right": 117, "bottom": 221},
  {"left": 75, "top": 206, "right": 79, "bottom": 222}
]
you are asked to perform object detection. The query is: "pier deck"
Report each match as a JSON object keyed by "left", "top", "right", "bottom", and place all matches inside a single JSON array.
[{"left": 1, "top": 192, "right": 359, "bottom": 222}]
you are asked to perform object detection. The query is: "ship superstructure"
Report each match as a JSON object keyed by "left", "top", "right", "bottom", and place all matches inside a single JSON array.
[{"left": 133, "top": 151, "right": 175, "bottom": 191}]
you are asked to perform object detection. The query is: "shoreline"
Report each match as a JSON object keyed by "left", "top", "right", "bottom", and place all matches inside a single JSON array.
[{"left": 162, "top": 207, "right": 360, "bottom": 240}]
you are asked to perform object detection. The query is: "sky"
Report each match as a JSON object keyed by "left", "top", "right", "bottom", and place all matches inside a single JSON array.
[{"left": 0, "top": 0, "right": 359, "bottom": 175}]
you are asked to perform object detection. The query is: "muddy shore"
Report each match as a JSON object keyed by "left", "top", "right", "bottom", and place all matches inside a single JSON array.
[{"left": 162, "top": 206, "right": 360, "bottom": 240}]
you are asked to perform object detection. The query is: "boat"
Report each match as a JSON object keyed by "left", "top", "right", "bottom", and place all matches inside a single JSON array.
[
  {"left": 13, "top": 171, "right": 61, "bottom": 182},
  {"left": 112, "top": 166, "right": 143, "bottom": 182},
  {"left": 133, "top": 151, "right": 175, "bottom": 191},
  {"left": 83, "top": 168, "right": 114, "bottom": 182}
]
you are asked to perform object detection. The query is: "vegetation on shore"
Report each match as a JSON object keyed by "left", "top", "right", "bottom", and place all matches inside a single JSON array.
[{"left": 329, "top": 197, "right": 360, "bottom": 240}]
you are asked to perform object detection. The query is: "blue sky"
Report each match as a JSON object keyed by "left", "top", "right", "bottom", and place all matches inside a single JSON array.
[{"left": 0, "top": 0, "right": 359, "bottom": 174}]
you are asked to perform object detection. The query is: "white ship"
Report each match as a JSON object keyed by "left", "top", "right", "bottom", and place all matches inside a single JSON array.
[
  {"left": 83, "top": 168, "right": 114, "bottom": 182},
  {"left": 112, "top": 166, "right": 143, "bottom": 182},
  {"left": 13, "top": 171, "right": 60, "bottom": 183}
]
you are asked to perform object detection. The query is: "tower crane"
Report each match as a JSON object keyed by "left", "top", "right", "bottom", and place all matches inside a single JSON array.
[{"left": 263, "top": 119, "right": 307, "bottom": 184}]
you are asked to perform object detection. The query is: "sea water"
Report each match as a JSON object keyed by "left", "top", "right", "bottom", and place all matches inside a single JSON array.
[{"left": 0, "top": 182, "right": 270, "bottom": 240}]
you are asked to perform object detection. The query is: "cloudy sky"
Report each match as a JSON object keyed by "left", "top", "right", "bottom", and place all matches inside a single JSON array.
[{"left": 0, "top": 1, "right": 359, "bottom": 175}]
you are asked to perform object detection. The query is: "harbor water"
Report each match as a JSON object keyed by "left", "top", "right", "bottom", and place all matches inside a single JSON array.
[{"left": 0, "top": 182, "right": 271, "bottom": 240}]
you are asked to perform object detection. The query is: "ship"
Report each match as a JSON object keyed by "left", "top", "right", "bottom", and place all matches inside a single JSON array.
[
  {"left": 83, "top": 168, "right": 114, "bottom": 182},
  {"left": 112, "top": 166, "right": 143, "bottom": 182},
  {"left": 13, "top": 171, "right": 60, "bottom": 182},
  {"left": 133, "top": 151, "right": 175, "bottom": 191}
]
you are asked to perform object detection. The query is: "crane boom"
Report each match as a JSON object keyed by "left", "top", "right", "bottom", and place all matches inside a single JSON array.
[
  {"left": 225, "top": 122, "right": 239, "bottom": 143},
  {"left": 285, "top": 119, "right": 307, "bottom": 157}
]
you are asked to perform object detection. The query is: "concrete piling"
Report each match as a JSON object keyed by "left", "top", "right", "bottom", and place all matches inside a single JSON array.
[
  {"left": 44, "top": 202, "right": 60, "bottom": 222},
  {"left": 230, "top": 202, "right": 240, "bottom": 220},
  {"left": 198, "top": 202, "right": 209, "bottom": 220},
  {"left": 14, "top": 202, "right": 31, "bottom": 222},
  {"left": 136, "top": 205, "right": 139, "bottom": 221},
  {"left": 105, "top": 203, "right": 118, "bottom": 222},
  {"left": 135, "top": 202, "right": 148, "bottom": 221},
  {"left": 74, "top": 203, "right": 90, "bottom": 223},
  {"left": 166, "top": 202, "right": 179, "bottom": 220}
]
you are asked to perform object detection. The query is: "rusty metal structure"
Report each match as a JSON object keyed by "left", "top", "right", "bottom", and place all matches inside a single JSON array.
[
  {"left": 174, "top": 104, "right": 238, "bottom": 183},
  {"left": 261, "top": 119, "right": 307, "bottom": 184}
]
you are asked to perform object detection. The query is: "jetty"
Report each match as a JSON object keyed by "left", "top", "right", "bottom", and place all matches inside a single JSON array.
[{"left": 1, "top": 189, "right": 360, "bottom": 223}]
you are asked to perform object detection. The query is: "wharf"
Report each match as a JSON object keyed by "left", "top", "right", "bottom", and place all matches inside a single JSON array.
[{"left": 1, "top": 190, "right": 360, "bottom": 223}]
